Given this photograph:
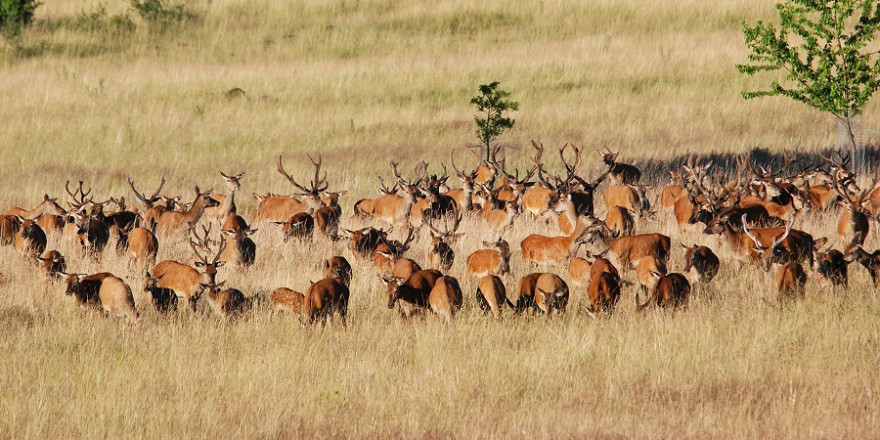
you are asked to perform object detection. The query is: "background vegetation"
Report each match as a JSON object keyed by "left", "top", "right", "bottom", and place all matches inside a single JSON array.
[{"left": 1, "top": 1, "right": 878, "bottom": 438}]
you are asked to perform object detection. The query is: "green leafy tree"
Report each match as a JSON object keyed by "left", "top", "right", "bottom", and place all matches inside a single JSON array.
[
  {"left": 0, "top": 0, "right": 40, "bottom": 37},
  {"left": 737, "top": 0, "right": 880, "bottom": 165},
  {"left": 470, "top": 81, "right": 518, "bottom": 161}
]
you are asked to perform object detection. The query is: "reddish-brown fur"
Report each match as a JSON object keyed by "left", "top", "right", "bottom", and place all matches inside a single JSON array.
[
  {"left": 428, "top": 276, "right": 463, "bottom": 322},
  {"left": 534, "top": 273, "right": 568, "bottom": 315},
  {"left": 476, "top": 275, "right": 507, "bottom": 317},
  {"left": 303, "top": 277, "right": 349, "bottom": 325},
  {"left": 270, "top": 287, "right": 305, "bottom": 315}
]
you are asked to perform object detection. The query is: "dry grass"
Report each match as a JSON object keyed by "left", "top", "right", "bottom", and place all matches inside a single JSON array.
[{"left": 1, "top": 0, "right": 880, "bottom": 438}]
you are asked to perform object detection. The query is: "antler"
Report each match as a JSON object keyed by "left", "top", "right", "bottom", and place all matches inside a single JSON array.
[
  {"left": 741, "top": 214, "right": 765, "bottom": 250},
  {"left": 377, "top": 175, "right": 397, "bottom": 194},
  {"left": 770, "top": 213, "right": 795, "bottom": 250},
  {"left": 277, "top": 154, "right": 328, "bottom": 195},
  {"left": 127, "top": 176, "right": 165, "bottom": 206},
  {"left": 65, "top": 181, "right": 92, "bottom": 209}
]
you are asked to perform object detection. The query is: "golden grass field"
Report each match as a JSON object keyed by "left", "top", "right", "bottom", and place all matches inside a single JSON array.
[{"left": 1, "top": 0, "right": 879, "bottom": 438}]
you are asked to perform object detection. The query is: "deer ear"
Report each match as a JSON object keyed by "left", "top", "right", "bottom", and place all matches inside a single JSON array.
[
  {"left": 215, "top": 261, "right": 225, "bottom": 268},
  {"left": 194, "top": 261, "right": 205, "bottom": 267},
  {"left": 814, "top": 237, "right": 828, "bottom": 248}
]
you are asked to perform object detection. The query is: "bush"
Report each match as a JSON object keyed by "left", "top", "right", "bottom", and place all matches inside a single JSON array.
[
  {"left": 0, "top": 0, "right": 41, "bottom": 37},
  {"left": 130, "top": 0, "right": 196, "bottom": 30}
]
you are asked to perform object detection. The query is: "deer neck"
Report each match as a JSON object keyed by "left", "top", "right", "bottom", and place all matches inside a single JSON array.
[
  {"left": 183, "top": 196, "right": 209, "bottom": 225},
  {"left": 218, "top": 188, "right": 237, "bottom": 219}
]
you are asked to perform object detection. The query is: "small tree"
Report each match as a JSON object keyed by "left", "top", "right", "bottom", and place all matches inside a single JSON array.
[
  {"left": 470, "top": 81, "right": 518, "bottom": 161},
  {"left": 737, "top": 0, "right": 880, "bottom": 167},
  {"left": 0, "top": 0, "right": 41, "bottom": 37}
]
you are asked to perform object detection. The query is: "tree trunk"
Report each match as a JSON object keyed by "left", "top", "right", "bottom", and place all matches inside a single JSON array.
[{"left": 844, "top": 116, "right": 858, "bottom": 172}]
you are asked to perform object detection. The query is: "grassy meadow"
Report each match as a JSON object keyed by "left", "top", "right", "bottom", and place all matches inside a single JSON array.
[{"left": 1, "top": 0, "right": 879, "bottom": 438}]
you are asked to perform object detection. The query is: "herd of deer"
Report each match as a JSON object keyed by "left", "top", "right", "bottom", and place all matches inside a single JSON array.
[{"left": 2, "top": 142, "right": 879, "bottom": 325}]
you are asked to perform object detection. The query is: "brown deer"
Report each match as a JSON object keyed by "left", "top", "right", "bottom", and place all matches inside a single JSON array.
[
  {"left": 428, "top": 276, "right": 463, "bottom": 322},
  {"left": 776, "top": 262, "right": 807, "bottom": 303},
  {"left": 585, "top": 225, "right": 670, "bottom": 269},
  {"left": 830, "top": 171, "right": 873, "bottom": 249},
  {"left": 205, "top": 171, "right": 245, "bottom": 224},
  {"left": 509, "top": 272, "right": 543, "bottom": 314},
  {"left": 270, "top": 288, "right": 304, "bottom": 316},
  {"left": 586, "top": 271, "right": 621, "bottom": 316},
  {"left": 36, "top": 250, "right": 66, "bottom": 280},
  {"left": 476, "top": 275, "right": 507, "bottom": 317},
  {"left": 6, "top": 194, "right": 66, "bottom": 219},
  {"left": 343, "top": 227, "right": 389, "bottom": 260},
  {"left": 380, "top": 269, "right": 443, "bottom": 318},
  {"left": 156, "top": 186, "right": 219, "bottom": 235},
  {"left": 15, "top": 217, "right": 46, "bottom": 257},
  {"left": 467, "top": 238, "right": 511, "bottom": 278},
  {"left": 127, "top": 177, "right": 167, "bottom": 228},
  {"left": 144, "top": 273, "right": 178, "bottom": 313},
  {"left": 599, "top": 147, "right": 641, "bottom": 185},
  {"left": 815, "top": 248, "right": 850, "bottom": 288},
  {"left": 635, "top": 256, "right": 667, "bottom": 297},
  {"left": 426, "top": 215, "right": 462, "bottom": 272},
  {"left": 252, "top": 155, "right": 328, "bottom": 222},
  {"left": 127, "top": 227, "right": 158, "bottom": 265},
  {"left": 0, "top": 215, "right": 19, "bottom": 245},
  {"left": 220, "top": 227, "right": 257, "bottom": 267},
  {"left": 845, "top": 246, "right": 880, "bottom": 286},
  {"left": 274, "top": 212, "right": 315, "bottom": 242},
  {"left": 64, "top": 273, "right": 139, "bottom": 322},
  {"left": 636, "top": 273, "right": 691, "bottom": 311},
  {"left": 605, "top": 206, "right": 635, "bottom": 236},
  {"left": 200, "top": 280, "right": 252, "bottom": 319},
  {"left": 682, "top": 244, "right": 720, "bottom": 283},
  {"left": 741, "top": 213, "right": 823, "bottom": 270},
  {"left": 323, "top": 256, "right": 353, "bottom": 287},
  {"left": 520, "top": 215, "right": 595, "bottom": 264},
  {"left": 151, "top": 225, "right": 226, "bottom": 311},
  {"left": 371, "top": 161, "right": 421, "bottom": 226},
  {"left": 534, "top": 273, "right": 569, "bottom": 315},
  {"left": 391, "top": 258, "right": 422, "bottom": 280}
]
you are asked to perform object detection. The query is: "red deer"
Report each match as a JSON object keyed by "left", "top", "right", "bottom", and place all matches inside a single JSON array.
[
  {"left": 391, "top": 258, "right": 422, "bottom": 280},
  {"left": 467, "top": 238, "right": 511, "bottom": 278},
  {"left": 534, "top": 273, "right": 569, "bottom": 315},
  {"left": 635, "top": 256, "right": 667, "bottom": 297},
  {"left": 252, "top": 155, "right": 329, "bottom": 222},
  {"left": 323, "top": 256, "right": 353, "bottom": 287},
  {"left": 200, "top": 280, "right": 252, "bottom": 318},
  {"left": 0, "top": 215, "right": 19, "bottom": 245},
  {"left": 354, "top": 177, "right": 398, "bottom": 219},
  {"left": 426, "top": 215, "right": 462, "bottom": 272},
  {"left": 509, "top": 273, "right": 543, "bottom": 314},
  {"left": 846, "top": 246, "right": 880, "bottom": 286},
  {"left": 484, "top": 200, "right": 518, "bottom": 232},
  {"left": 568, "top": 257, "right": 591, "bottom": 288},
  {"left": 776, "top": 262, "right": 807, "bottom": 302},
  {"left": 447, "top": 152, "right": 478, "bottom": 212},
  {"left": 128, "top": 177, "right": 167, "bottom": 228},
  {"left": 156, "top": 186, "right": 219, "bottom": 235},
  {"left": 220, "top": 227, "right": 257, "bottom": 267},
  {"left": 14, "top": 217, "right": 46, "bottom": 257},
  {"left": 64, "top": 272, "right": 113, "bottom": 309},
  {"left": 144, "top": 273, "right": 178, "bottom": 313},
  {"left": 270, "top": 287, "right": 304, "bottom": 316},
  {"left": 127, "top": 227, "right": 158, "bottom": 265},
  {"left": 682, "top": 244, "right": 720, "bottom": 283},
  {"left": 476, "top": 275, "right": 507, "bottom": 317},
  {"left": 830, "top": 172, "right": 873, "bottom": 248},
  {"left": 37, "top": 214, "right": 64, "bottom": 235},
  {"left": 428, "top": 276, "right": 463, "bottom": 322},
  {"left": 64, "top": 273, "right": 138, "bottom": 322},
  {"left": 599, "top": 147, "right": 641, "bottom": 185},
  {"left": 344, "top": 227, "right": 389, "bottom": 260},
  {"left": 589, "top": 255, "right": 620, "bottom": 282},
  {"left": 205, "top": 171, "right": 245, "bottom": 223},
  {"left": 815, "top": 248, "right": 850, "bottom": 288},
  {"left": 636, "top": 273, "right": 691, "bottom": 311},
  {"left": 371, "top": 161, "right": 422, "bottom": 226},
  {"left": 603, "top": 184, "right": 650, "bottom": 217},
  {"left": 586, "top": 271, "right": 621, "bottom": 316},
  {"left": 660, "top": 171, "right": 687, "bottom": 209},
  {"left": 741, "top": 213, "right": 823, "bottom": 270},
  {"left": 96, "top": 275, "right": 140, "bottom": 322},
  {"left": 380, "top": 269, "right": 443, "bottom": 318},
  {"left": 605, "top": 206, "right": 635, "bottom": 236},
  {"left": 274, "top": 212, "right": 314, "bottom": 242},
  {"left": 520, "top": 216, "right": 595, "bottom": 264},
  {"left": 585, "top": 226, "right": 670, "bottom": 269},
  {"left": 151, "top": 226, "right": 225, "bottom": 311},
  {"left": 36, "top": 250, "right": 66, "bottom": 280},
  {"left": 6, "top": 194, "right": 65, "bottom": 219},
  {"left": 372, "top": 229, "right": 415, "bottom": 273}
]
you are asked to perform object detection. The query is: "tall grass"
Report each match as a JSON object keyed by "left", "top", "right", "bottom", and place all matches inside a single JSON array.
[{"left": 1, "top": 0, "right": 879, "bottom": 438}]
